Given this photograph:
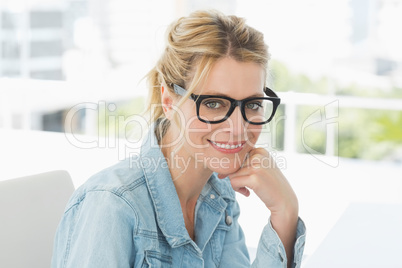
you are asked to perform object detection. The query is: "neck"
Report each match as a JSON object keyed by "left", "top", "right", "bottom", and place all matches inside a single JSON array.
[{"left": 161, "top": 128, "right": 212, "bottom": 204}]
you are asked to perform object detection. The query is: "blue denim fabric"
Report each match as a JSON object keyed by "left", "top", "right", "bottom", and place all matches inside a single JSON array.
[{"left": 52, "top": 124, "right": 306, "bottom": 268}]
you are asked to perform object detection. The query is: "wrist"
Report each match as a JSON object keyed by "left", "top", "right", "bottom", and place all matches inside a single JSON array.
[{"left": 270, "top": 200, "right": 299, "bottom": 225}]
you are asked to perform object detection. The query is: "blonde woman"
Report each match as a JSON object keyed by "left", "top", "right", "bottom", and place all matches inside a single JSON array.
[{"left": 52, "top": 10, "right": 306, "bottom": 268}]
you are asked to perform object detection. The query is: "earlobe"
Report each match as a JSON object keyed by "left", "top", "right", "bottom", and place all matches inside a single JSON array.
[
  {"left": 162, "top": 85, "right": 167, "bottom": 113},
  {"left": 161, "top": 85, "right": 173, "bottom": 119}
]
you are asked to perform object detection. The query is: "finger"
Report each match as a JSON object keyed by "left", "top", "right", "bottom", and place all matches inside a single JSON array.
[
  {"left": 218, "top": 166, "right": 253, "bottom": 180},
  {"left": 241, "top": 152, "right": 275, "bottom": 170},
  {"left": 240, "top": 149, "right": 253, "bottom": 168},
  {"left": 248, "top": 147, "right": 269, "bottom": 158},
  {"left": 234, "top": 187, "right": 250, "bottom": 197},
  {"left": 217, "top": 149, "right": 268, "bottom": 179},
  {"left": 228, "top": 167, "right": 254, "bottom": 180},
  {"left": 238, "top": 148, "right": 266, "bottom": 169},
  {"left": 217, "top": 165, "right": 251, "bottom": 179},
  {"left": 217, "top": 173, "right": 230, "bottom": 179},
  {"left": 230, "top": 174, "right": 259, "bottom": 193}
]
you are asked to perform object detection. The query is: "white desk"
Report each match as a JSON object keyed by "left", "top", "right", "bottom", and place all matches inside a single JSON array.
[
  {"left": 0, "top": 128, "right": 132, "bottom": 186},
  {"left": 304, "top": 203, "right": 402, "bottom": 268}
]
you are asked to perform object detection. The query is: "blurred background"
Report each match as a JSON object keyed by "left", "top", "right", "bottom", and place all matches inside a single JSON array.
[{"left": 1, "top": 0, "right": 401, "bottom": 265}]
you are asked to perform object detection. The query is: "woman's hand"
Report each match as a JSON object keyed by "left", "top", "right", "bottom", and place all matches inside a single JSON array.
[
  {"left": 217, "top": 147, "right": 298, "bottom": 215},
  {"left": 218, "top": 147, "right": 299, "bottom": 267}
]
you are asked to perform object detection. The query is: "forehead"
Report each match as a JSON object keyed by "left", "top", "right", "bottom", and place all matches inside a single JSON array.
[{"left": 196, "top": 57, "right": 265, "bottom": 97}]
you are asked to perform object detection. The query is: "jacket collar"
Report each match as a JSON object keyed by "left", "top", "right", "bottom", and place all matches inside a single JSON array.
[{"left": 139, "top": 122, "right": 235, "bottom": 248}]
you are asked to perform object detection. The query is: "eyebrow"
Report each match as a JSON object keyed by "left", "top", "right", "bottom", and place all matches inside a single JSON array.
[{"left": 196, "top": 91, "right": 265, "bottom": 98}]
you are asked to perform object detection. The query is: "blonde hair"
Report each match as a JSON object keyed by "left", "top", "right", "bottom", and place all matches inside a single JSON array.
[{"left": 146, "top": 9, "right": 270, "bottom": 143}]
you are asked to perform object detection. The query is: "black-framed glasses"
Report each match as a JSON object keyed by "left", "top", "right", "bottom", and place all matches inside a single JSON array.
[{"left": 172, "top": 84, "right": 281, "bottom": 125}]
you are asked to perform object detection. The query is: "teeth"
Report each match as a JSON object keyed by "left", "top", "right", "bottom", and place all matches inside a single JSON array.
[{"left": 210, "top": 141, "right": 243, "bottom": 149}]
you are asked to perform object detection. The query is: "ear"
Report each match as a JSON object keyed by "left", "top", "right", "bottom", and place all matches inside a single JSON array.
[{"left": 161, "top": 84, "right": 174, "bottom": 119}]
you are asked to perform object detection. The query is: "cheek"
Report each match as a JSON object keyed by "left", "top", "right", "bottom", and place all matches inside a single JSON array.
[
  {"left": 176, "top": 102, "right": 196, "bottom": 124},
  {"left": 184, "top": 111, "right": 212, "bottom": 146},
  {"left": 244, "top": 125, "right": 262, "bottom": 148},
  {"left": 246, "top": 125, "right": 262, "bottom": 139}
]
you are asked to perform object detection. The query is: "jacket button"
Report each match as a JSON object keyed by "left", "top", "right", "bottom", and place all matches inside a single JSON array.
[
  {"left": 225, "top": 215, "right": 232, "bottom": 226},
  {"left": 210, "top": 194, "right": 215, "bottom": 199}
]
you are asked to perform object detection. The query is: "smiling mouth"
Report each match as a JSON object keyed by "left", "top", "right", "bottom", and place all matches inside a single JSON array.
[{"left": 208, "top": 140, "right": 245, "bottom": 150}]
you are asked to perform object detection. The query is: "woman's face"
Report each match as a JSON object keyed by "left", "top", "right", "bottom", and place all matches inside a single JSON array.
[{"left": 170, "top": 57, "right": 265, "bottom": 174}]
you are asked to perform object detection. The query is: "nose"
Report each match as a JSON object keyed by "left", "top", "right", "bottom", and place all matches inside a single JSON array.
[{"left": 224, "top": 106, "right": 246, "bottom": 137}]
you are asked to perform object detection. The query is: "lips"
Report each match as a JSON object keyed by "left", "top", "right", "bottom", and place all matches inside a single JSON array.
[
  {"left": 209, "top": 140, "right": 243, "bottom": 149},
  {"left": 208, "top": 140, "right": 245, "bottom": 153}
]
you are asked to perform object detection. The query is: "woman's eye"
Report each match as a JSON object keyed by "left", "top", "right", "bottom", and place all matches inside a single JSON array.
[
  {"left": 207, "top": 102, "right": 219, "bottom": 108},
  {"left": 246, "top": 102, "right": 262, "bottom": 110},
  {"left": 204, "top": 100, "right": 224, "bottom": 109}
]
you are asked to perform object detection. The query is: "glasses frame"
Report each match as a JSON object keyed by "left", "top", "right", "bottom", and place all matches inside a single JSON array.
[{"left": 172, "top": 84, "right": 281, "bottom": 125}]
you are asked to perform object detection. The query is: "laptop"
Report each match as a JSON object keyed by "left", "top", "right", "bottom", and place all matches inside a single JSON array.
[{"left": 0, "top": 170, "right": 74, "bottom": 268}]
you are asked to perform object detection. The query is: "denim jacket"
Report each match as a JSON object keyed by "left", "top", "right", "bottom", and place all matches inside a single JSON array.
[{"left": 52, "top": 125, "right": 306, "bottom": 268}]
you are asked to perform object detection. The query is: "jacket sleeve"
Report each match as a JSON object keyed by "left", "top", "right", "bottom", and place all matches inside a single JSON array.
[
  {"left": 51, "top": 190, "right": 137, "bottom": 268},
  {"left": 219, "top": 200, "right": 306, "bottom": 268}
]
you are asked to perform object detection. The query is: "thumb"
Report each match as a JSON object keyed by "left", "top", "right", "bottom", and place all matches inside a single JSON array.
[
  {"left": 240, "top": 147, "right": 256, "bottom": 168},
  {"left": 246, "top": 147, "right": 269, "bottom": 161}
]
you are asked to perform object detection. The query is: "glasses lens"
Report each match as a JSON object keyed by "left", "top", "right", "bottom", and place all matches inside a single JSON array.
[
  {"left": 198, "top": 97, "right": 232, "bottom": 122},
  {"left": 243, "top": 98, "right": 274, "bottom": 123}
]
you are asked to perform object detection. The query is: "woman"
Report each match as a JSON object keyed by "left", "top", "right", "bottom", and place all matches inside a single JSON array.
[{"left": 52, "top": 10, "right": 305, "bottom": 268}]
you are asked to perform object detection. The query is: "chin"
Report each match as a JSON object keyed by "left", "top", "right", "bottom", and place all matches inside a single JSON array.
[
  {"left": 201, "top": 140, "right": 255, "bottom": 173},
  {"left": 206, "top": 156, "right": 247, "bottom": 175}
]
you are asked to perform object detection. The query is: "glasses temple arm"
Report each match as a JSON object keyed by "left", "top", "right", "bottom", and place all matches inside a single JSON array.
[{"left": 173, "top": 84, "right": 187, "bottom": 96}]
